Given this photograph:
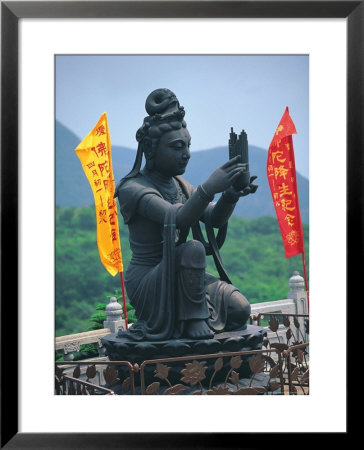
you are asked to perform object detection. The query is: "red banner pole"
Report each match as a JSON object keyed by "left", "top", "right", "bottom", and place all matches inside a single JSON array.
[
  {"left": 301, "top": 252, "right": 309, "bottom": 312},
  {"left": 119, "top": 271, "right": 128, "bottom": 329}
]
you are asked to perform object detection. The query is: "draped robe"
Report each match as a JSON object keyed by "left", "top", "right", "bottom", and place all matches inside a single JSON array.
[{"left": 116, "top": 168, "right": 242, "bottom": 341}]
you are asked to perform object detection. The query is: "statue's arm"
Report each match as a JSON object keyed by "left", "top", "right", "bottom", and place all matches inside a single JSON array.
[
  {"left": 206, "top": 192, "right": 238, "bottom": 228},
  {"left": 135, "top": 156, "right": 255, "bottom": 228},
  {"left": 137, "top": 188, "right": 213, "bottom": 229},
  {"left": 205, "top": 175, "right": 259, "bottom": 228}
]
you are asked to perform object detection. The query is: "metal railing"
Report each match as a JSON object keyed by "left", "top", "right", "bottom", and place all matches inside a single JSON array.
[
  {"left": 54, "top": 273, "right": 309, "bottom": 394},
  {"left": 55, "top": 333, "right": 309, "bottom": 395}
]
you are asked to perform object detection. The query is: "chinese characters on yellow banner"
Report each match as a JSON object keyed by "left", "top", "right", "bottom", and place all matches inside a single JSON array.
[
  {"left": 75, "top": 113, "right": 123, "bottom": 276},
  {"left": 267, "top": 107, "right": 305, "bottom": 258}
]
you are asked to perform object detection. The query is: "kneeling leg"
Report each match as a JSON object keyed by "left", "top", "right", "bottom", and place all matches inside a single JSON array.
[
  {"left": 176, "top": 240, "right": 213, "bottom": 339},
  {"left": 225, "top": 290, "right": 251, "bottom": 331}
]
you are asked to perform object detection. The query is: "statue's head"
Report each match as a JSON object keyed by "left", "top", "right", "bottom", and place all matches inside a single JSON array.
[
  {"left": 136, "top": 88, "right": 190, "bottom": 175},
  {"left": 115, "top": 89, "right": 190, "bottom": 193}
]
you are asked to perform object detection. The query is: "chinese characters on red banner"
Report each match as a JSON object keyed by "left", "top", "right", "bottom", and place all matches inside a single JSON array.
[{"left": 267, "top": 107, "right": 305, "bottom": 258}]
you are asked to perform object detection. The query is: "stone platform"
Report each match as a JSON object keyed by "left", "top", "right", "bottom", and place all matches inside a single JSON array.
[{"left": 101, "top": 325, "right": 266, "bottom": 388}]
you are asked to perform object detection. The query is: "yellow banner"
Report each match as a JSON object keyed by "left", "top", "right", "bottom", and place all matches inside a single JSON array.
[{"left": 75, "top": 112, "right": 123, "bottom": 276}]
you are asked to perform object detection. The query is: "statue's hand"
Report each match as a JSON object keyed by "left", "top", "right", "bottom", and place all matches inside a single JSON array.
[
  {"left": 225, "top": 175, "right": 258, "bottom": 199},
  {"left": 202, "top": 156, "right": 247, "bottom": 195}
]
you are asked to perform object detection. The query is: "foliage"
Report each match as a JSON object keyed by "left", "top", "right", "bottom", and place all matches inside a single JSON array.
[
  {"left": 72, "top": 344, "right": 99, "bottom": 361},
  {"left": 56, "top": 297, "right": 138, "bottom": 361},
  {"left": 56, "top": 205, "right": 309, "bottom": 336},
  {"left": 55, "top": 205, "right": 132, "bottom": 336}
]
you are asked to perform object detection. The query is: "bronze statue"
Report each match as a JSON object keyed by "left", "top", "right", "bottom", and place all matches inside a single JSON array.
[{"left": 115, "top": 88, "right": 258, "bottom": 341}]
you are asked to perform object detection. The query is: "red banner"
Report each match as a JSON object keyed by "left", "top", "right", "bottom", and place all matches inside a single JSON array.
[{"left": 267, "top": 107, "right": 305, "bottom": 258}]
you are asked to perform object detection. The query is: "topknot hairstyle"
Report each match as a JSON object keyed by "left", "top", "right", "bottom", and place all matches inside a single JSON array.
[
  {"left": 115, "top": 89, "right": 187, "bottom": 194},
  {"left": 136, "top": 88, "right": 186, "bottom": 143}
]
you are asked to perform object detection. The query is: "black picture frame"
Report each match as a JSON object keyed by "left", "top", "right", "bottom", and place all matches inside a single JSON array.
[{"left": 1, "top": 1, "right": 358, "bottom": 447}]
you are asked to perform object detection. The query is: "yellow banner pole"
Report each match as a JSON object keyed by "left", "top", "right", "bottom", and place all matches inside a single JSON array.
[{"left": 75, "top": 112, "right": 128, "bottom": 329}]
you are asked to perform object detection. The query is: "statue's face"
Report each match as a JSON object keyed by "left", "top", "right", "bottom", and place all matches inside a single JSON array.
[{"left": 153, "top": 127, "right": 191, "bottom": 177}]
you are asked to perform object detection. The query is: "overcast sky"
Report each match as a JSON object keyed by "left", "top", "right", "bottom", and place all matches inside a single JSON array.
[{"left": 56, "top": 54, "right": 309, "bottom": 178}]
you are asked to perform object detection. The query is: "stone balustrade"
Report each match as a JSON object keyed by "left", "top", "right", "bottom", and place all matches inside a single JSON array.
[
  {"left": 55, "top": 271, "right": 308, "bottom": 362},
  {"left": 55, "top": 328, "right": 112, "bottom": 361},
  {"left": 251, "top": 271, "right": 308, "bottom": 343}
]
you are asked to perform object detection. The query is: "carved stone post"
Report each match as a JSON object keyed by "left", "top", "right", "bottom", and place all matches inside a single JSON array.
[
  {"left": 287, "top": 271, "right": 308, "bottom": 341},
  {"left": 63, "top": 341, "right": 80, "bottom": 361},
  {"left": 103, "top": 296, "right": 125, "bottom": 334}
]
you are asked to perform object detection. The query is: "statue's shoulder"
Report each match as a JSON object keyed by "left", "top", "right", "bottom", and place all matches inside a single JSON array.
[
  {"left": 115, "top": 173, "right": 162, "bottom": 224},
  {"left": 117, "top": 172, "right": 159, "bottom": 195}
]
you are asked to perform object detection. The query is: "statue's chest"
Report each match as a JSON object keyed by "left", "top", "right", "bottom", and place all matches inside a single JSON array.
[{"left": 158, "top": 179, "right": 187, "bottom": 205}]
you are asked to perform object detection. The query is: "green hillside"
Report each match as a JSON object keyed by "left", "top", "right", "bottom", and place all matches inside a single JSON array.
[
  {"left": 56, "top": 121, "right": 309, "bottom": 223},
  {"left": 55, "top": 206, "right": 309, "bottom": 337}
]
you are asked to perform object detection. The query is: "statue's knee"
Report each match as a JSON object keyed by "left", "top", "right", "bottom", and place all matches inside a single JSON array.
[
  {"left": 178, "top": 240, "right": 206, "bottom": 269},
  {"left": 176, "top": 241, "right": 206, "bottom": 300},
  {"left": 228, "top": 291, "right": 251, "bottom": 323}
]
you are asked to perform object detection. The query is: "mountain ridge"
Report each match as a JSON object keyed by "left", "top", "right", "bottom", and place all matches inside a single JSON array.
[{"left": 56, "top": 121, "right": 309, "bottom": 223}]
